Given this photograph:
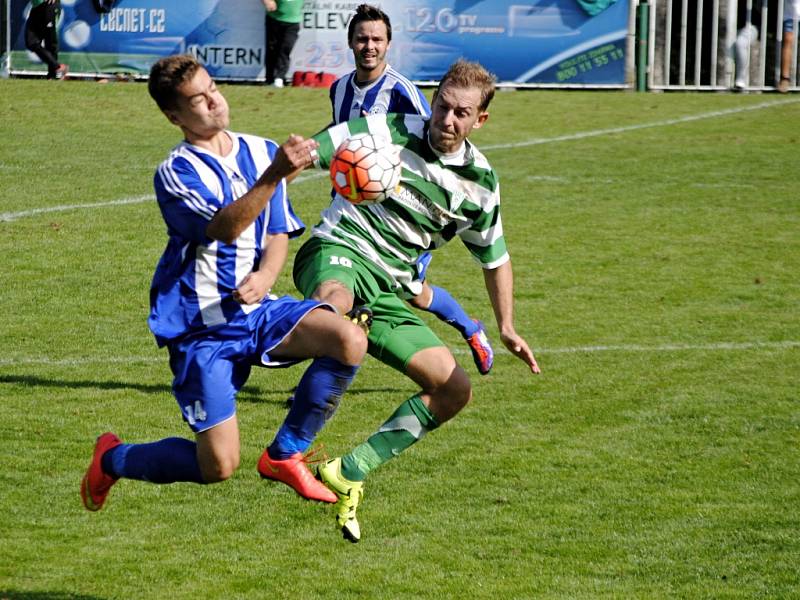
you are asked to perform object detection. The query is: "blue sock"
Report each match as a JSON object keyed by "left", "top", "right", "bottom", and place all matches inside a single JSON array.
[
  {"left": 102, "top": 437, "right": 205, "bottom": 484},
  {"left": 268, "top": 357, "right": 358, "bottom": 459},
  {"left": 426, "top": 285, "right": 478, "bottom": 338}
]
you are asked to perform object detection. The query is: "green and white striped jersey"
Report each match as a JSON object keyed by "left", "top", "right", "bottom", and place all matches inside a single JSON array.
[{"left": 311, "top": 113, "right": 508, "bottom": 296}]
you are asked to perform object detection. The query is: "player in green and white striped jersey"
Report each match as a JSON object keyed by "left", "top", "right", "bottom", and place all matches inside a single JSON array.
[
  {"left": 293, "top": 60, "right": 540, "bottom": 542},
  {"left": 308, "top": 111, "right": 507, "bottom": 298}
]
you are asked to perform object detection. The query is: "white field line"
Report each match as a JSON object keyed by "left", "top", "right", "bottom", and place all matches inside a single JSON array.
[
  {"left": 0, "top": 171, "right": 329, "bottom": 223},
  {"left": 1, "top": 340, "right": 797, "bottom": 367},
  {"left": 3, "top": 99, "right": 798, "bottom": 223},
  {"left": 0, "top": 195, "right": 152, "bottom": 223}
]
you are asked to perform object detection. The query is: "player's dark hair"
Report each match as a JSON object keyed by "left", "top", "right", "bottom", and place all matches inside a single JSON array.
[
  {"left": 438, "top": 59, "right": 496, "bottom": 111},
  {"left": 347, "top": 4, "right": 392, "bottom": 44},
  {"left": 148, "top": 54, "right": 204, "bottom": 112}
]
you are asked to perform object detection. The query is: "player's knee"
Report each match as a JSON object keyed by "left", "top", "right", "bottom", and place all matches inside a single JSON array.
[
  {"left": 199, "top": 452, "right": 240, "bottom": 483},
  {"left": 336, "top": 324, "right": 367, "bottom": 366},
  {"left": 426, "top": 367, "right": 472, "bottom": 424}
]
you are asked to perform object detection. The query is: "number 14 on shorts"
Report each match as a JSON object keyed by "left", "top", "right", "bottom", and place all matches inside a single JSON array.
[{"left": 183, "top": 401, "right": 208, "bottom": 426}]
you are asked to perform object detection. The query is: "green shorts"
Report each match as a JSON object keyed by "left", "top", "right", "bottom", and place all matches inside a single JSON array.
[{"left": 293, "top": 237, "right": 444, "bottom": 373}]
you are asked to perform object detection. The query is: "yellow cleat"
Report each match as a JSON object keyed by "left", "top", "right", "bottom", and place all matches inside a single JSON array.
[
  {"left": 317, "top": 457, "right": 364, "bottom": 543},
  {"left": 344, "top": 306, "right": 373, "bottom": 336}
]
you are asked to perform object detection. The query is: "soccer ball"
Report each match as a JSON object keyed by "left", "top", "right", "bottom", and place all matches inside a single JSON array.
[{"left": 329, "top": 133, "right": 401, "bottom": 204}]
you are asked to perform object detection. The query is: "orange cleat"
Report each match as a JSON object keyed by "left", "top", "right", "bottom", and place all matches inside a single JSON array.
[
  {"left": 258, "top": 450, "right": 337, "bottom": 503},
  {"left": 80, "top": 432, "right": 122, "bottom": 511}
]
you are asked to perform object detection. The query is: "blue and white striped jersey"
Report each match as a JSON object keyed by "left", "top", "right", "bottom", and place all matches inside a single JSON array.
[
  {"left": 329, "top": 65, "right": 431, "bottom": 125},
  {"left": 149, "top": 132, "right": 304, "bottom": 346}
]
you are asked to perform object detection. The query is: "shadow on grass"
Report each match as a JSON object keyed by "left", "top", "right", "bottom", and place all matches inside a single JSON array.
[
  {"left": 0, "top": 373, "right": 286, "bottom": 405},
  {"left": 0, "top": 374, "right": 170, "bottom": 395},
  {"left": 0, "top": 591, "right": 105, "bottom": 600},
  {"left": 0, "top": 374, "right": 406, "bottom": 405}
]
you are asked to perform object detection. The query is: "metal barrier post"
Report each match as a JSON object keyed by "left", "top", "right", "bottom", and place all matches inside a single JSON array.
[
  {"left": 710, "top": 0, "right": 720, "bottom": 86},
  {"left": 638, "top": 0, "right": 650, "bottom": 90},
  {"left": 725, "top": 0, "right": 737, "bottom": 87},
  {"left": 627, "top": 0, "right": 638, "bottom": 87}
]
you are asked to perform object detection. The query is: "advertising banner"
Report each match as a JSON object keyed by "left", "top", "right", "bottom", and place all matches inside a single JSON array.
[
  {"left": 7, "top": 0, "right": 629, "bottom": 85},
  {"left": 7, "top": 0, "right": 265, "bottom": 79},
  {"left": 296, "top": 0, "right": 629, "bottom": 85}
]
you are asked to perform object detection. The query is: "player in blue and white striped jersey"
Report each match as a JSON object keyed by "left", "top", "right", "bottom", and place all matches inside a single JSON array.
[
  {"left": 330, "top": 63, "right": 430, "bottom": 123},
  {"left": 80, "top": 55, "right": 367, "bottom": 513},
  {"left": 329, "top": 3, "right": 495, "bottom": 376},
  {"left": 329, "top": 7, "right": 430, "bottom": 123},
  {"left": 150, "top": 131, "right": 305, "bottom": 343}
]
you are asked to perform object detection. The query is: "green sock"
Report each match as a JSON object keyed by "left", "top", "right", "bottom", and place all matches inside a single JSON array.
[{"left": 341, "top": 394, "right": 439, "bottom": 481}]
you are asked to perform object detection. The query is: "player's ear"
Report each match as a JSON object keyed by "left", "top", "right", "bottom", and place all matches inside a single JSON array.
[{"left": 472, "top": 111, "right": 489, "bottom": 130}]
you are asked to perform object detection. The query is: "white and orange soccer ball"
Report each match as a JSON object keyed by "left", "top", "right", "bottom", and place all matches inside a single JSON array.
[{"left": 329, "top": 133, "right": 402, "bottom": 204}]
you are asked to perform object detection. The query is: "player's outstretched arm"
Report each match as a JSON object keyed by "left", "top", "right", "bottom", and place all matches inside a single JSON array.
[
  {"left": 207, "top": 135, "right": 318, "bottom": 244},
  {"left": 483, "top": 261, "right": 541, "bottom": 374}
]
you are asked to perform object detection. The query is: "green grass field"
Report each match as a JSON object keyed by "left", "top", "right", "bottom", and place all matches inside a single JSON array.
[{"left": 1, "top": 78, "right": 798, "bottom": 599}]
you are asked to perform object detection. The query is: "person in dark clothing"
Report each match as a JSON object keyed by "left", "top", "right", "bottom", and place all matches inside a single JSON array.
[
  {"left": 25, "top": 0, "right": 67, "bottom": 80},
  {"left": 262, "top": 0, "right": 302, "bottom": 87}
]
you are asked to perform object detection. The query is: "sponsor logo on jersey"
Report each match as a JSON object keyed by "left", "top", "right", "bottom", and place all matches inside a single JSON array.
[{"left": 392, "top": 185, "right": 451, "bottom": 225}]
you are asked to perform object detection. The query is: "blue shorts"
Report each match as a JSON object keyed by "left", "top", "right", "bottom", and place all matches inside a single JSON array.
[{"left": 166, "top": 295, "right": 327, "bottom": 433}]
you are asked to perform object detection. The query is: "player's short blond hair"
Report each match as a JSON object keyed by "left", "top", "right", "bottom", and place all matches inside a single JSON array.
[
  {"left": 148, "top": 54, "right": 204, "bottom": 112},
  {"left": 438, "top": 59, "right": 496, "bottom": 111}
]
